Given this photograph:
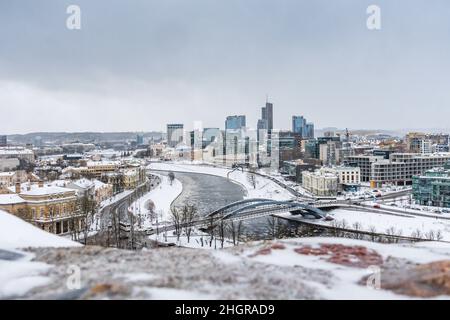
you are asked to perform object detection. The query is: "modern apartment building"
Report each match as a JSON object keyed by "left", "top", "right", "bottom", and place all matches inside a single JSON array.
[
  {"left": 412, "top": 162, "right": 450, "bottom": 208},
  {"left": 344, "top": 155, "right": 385, "bottom": 183},
  {"left": 345, "top": 153, "right": 450, "bottom": 187}
]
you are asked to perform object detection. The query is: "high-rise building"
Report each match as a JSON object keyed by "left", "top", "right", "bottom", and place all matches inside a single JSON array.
[
  {"left": 167, "top": 124, "right": 184, "bottom": 148},
  {"left": 292, "top": 116, "right": 306, "bottom": 135},
  {"left": 0, "top": 135, "right": 6, "bottom": 147},
  {"left": 292, "top": 116, "right": 314, "bottom": 139},
  {"left": 202, "top": 128, "right": 220, "bottom": 147},
  {"left": 225, "top": 115, "right": 246, "bottom": 130},
  {"left": 136, "top": 134, "right": 144, "bottom": 145},
  {"left": 305, "top": 123, "right": 315, "bottom": 139},
  {"left": 262, "top": 102, "right": 273, "bottom": 131}
]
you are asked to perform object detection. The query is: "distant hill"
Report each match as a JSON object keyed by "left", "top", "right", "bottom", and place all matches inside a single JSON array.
[{"left": 7, "top": 132, "right": 164, "bottom": 145}]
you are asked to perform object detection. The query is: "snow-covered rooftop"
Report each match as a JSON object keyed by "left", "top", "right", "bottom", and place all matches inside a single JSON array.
[{"left": 0, "top": 194, "right": 25, "bottom": 205}]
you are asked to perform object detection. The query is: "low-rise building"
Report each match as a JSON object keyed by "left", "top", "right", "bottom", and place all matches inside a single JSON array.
[
  {"left": 345, "top": 153, "right": 450, "bottom": 187},
  {"left": 85, "top": 161, "right": 120, "bottom": 178},
  {"left": 302, "top": 168, "right": 338, "bottom": 197},
  {"left": 123, "top": 167, "right": 147, "bottom": 189},
  {"left": 0, "top": 147, "right": 35, "bottom": 162},
  {"left": 0, "top": 181, "right": 82, "bottom": 235},
  {"left": 281, "top": 159, "right": 320, "bottom": 183},
  {"left": 0, "top": 158, "right": 20, "bottom": 171},
  {"left": 0, "top": 170, "right": 30, "bottom": 188}
]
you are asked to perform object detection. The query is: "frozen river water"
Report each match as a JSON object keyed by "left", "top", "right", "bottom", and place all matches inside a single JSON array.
[
  {"left": 171, "top": 171, "right": 245, "bottom": 215},
  {"left": 169, "top": 171, "right": 298, "bottom": 239}
]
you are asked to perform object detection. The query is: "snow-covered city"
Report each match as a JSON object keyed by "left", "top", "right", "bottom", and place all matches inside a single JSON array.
[{"left": 1, "top": 1, "right": 450, "bottom": 314}]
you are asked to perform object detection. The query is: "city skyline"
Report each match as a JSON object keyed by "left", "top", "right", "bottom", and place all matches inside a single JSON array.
[{"left": 2, "top": 1, "right": 450, "bottom": 134}]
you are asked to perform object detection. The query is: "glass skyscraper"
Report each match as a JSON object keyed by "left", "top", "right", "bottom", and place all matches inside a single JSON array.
[{"left": 225, "top": 115, "right": 246, "bottom": 130}]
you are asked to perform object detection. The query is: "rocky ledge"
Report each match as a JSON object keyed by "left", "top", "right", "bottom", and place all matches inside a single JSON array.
[{"left": 4, "top": 237, "right": 450, "bottom": 300}]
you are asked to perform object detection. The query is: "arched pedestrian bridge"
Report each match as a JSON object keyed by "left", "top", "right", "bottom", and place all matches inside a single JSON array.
[{"left": 207, "top": 198, "right": 326, "bottom": 222}]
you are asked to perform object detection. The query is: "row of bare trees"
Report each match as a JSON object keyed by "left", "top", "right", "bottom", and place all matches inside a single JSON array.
[
  {"left": 169, "top": 204, "right": 249, "bottom": 248},
  {"left": 171, "top": 204, "right": 199, "bottom": 243},
  {"left": 328, "top": 219, "right": 444, "bottom": 243}
]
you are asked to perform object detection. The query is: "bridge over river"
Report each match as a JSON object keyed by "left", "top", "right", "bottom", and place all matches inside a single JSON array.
[{"left": 147, "top": 198, "right": 340, "bottom": 234}]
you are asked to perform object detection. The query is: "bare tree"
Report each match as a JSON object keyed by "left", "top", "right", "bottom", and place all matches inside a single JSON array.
[
  {"left": 168, "top": 171, "right": 175, "bottom": 186},
  {"left": 411, "top": 228, "right": 423, "bottom": 240},
  {"left": 79, "top": 193, "right": 97, "bottom": 245},
  {"left": 125, "top": 198, "right": 139, "bottom": 250},
  {"left": 218, "top": 219, "right": 226, "bottom": 248},
  {"left": 247, "top": 171, "right": 257, "bottom": 189},
  {"left": 227, "top": 220, "right": 244, "bottom": 246},
  {"left": 170, "top": 207, "right": 183, "bottom": 242},
  {"left": 181, "top": 204, "right": 198, "bottom": 243},
  {"left": 425, "top": 230, "right": 436, "bottom": 241},
  {"left": 369, "top": 225, "right": 377, "bottom": 242},
  {"left": 266, "top": 216, "right": 278, "bottom": 240},
  {"left": 207, "top": 216, "right": 216, "bottom": 247}
]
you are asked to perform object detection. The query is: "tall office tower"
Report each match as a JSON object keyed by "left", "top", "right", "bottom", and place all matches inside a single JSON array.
[
  {"left": 263, "top": 102, "right": 273, "bottom": 131},
  {"left": 305, "top": 123, "right": 315, "bottom": 139},
  {"left": 167, "top": 124, "right": 184, "bottom": 148},
  {"left": 225, "top": 115, "right": 246, "bottom": 130},
  {"left": 0, "top": 135, "right": 6, "bottom": 147},
  {"left": 292, "top": 116, "right": 314, "bottom": 139},
  {"left": 292, "top": 116, "right": 306, "bottom": 135}
]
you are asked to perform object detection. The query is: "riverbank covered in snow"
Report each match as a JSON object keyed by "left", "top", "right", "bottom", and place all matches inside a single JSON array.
[
  {"left": 128, "top": 173, "right": 183, "bottom": 229},
  {"left": 148, "top": 162, "right": 293, "bottom": 201}
]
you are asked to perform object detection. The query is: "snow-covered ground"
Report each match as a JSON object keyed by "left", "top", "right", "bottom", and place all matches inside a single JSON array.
[
  {"left": 149, "top": 232, "right": 235, "bottom": 250},
  {"left": 148, "top": 162, "right": 293, "bottom": 201},
  {"left": 99, "top": 189, "right": 133, "bottom": 210},
  {"left": 0, "top": 210, "right": 80, "bottom": 249},
  {"left": 231, "top": 237, "right": 450, "bottom": 299},
  {"left": 14, "top": 236, "right": 450, "bottom": 300},
  {"left": 128, "top": 174, "right": 182, "bottom": 228},
  {"left": 282, "top": 208, "right": 450, "bottom": 241},
  {"left": 0, "top": 209, "right": 80, "bottom": 299}
]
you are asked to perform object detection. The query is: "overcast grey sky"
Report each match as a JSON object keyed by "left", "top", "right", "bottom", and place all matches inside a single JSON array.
[{"left": 1, "top": 0, "right": 450, "bottom": 134}]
